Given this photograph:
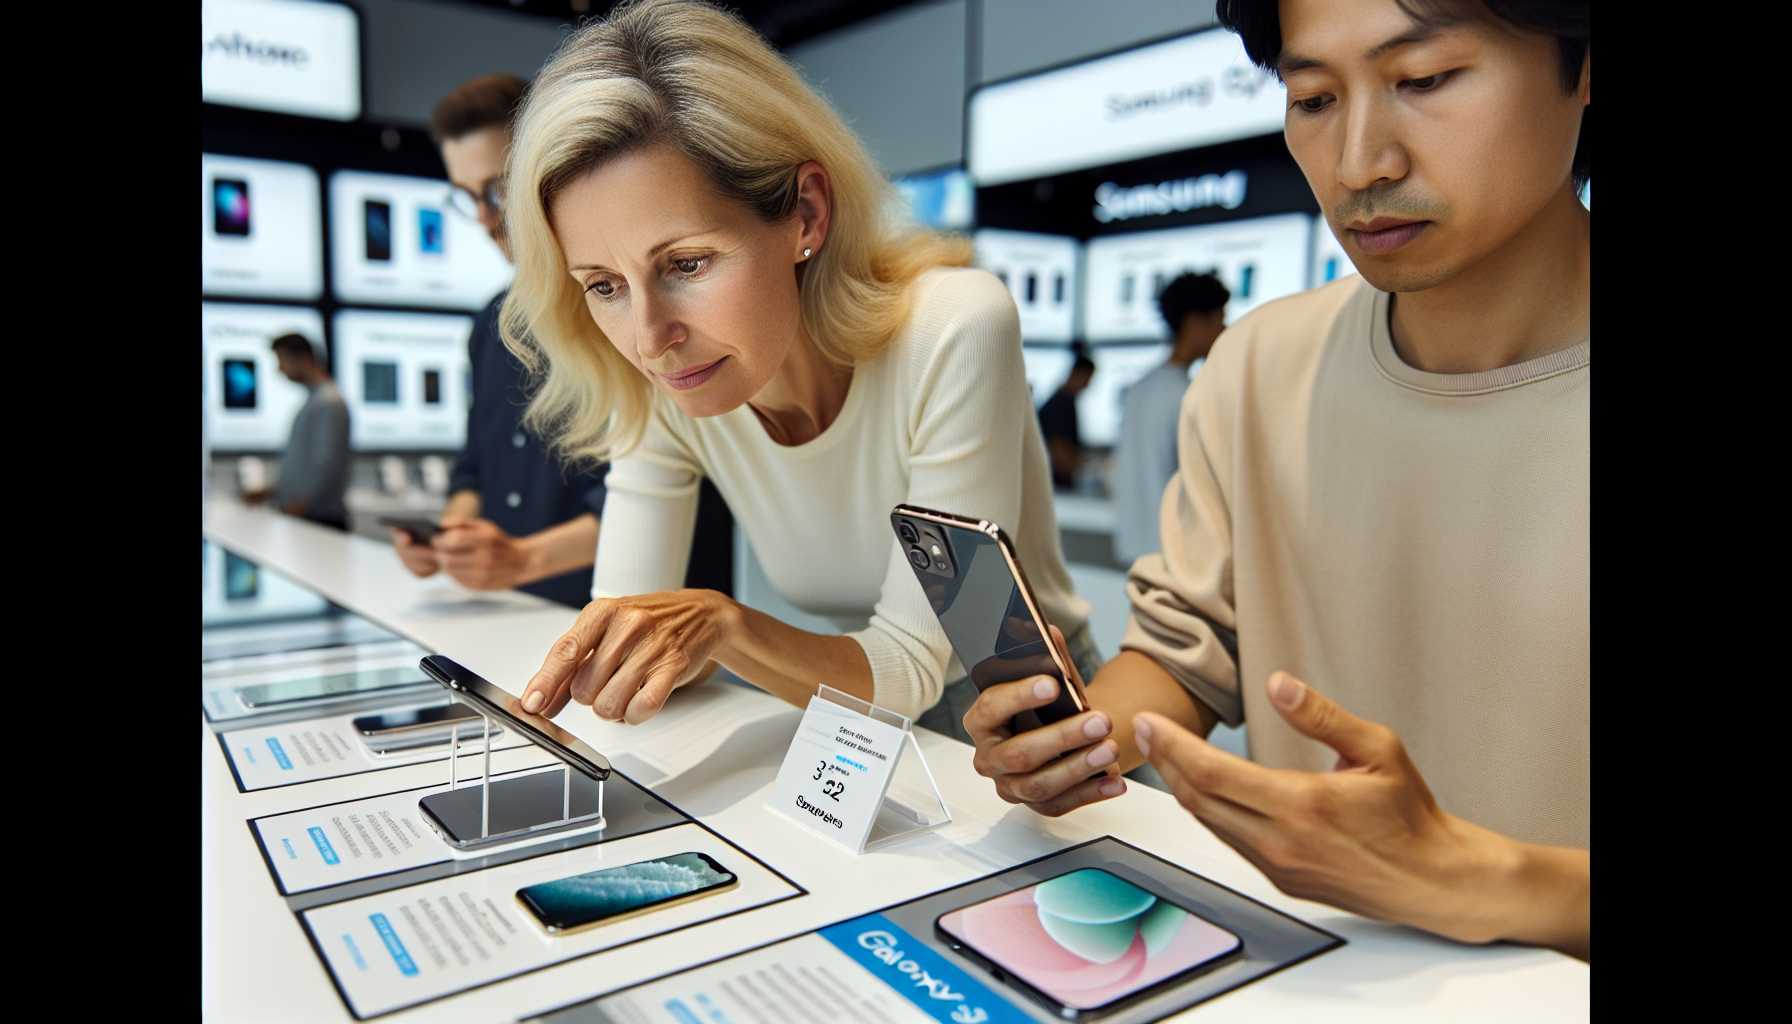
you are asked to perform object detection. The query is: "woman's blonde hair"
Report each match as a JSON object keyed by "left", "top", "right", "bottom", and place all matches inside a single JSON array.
[{"left": 500, "top": 0, "right": 973, "bottom": 465}]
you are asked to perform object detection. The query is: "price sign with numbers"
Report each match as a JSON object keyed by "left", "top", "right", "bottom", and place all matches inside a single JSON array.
[{"left": 771, "top": 689, "right": 910, "bottom": 854}]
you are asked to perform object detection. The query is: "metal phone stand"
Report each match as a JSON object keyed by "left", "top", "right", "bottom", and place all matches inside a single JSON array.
[{"left": 445, "top": 694, "right": 606, "bottom": 842}]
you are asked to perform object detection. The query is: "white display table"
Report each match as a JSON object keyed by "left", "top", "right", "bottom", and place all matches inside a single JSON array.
[{"left": 202, "top": 499, "right": 1588, "bottom": 1022}]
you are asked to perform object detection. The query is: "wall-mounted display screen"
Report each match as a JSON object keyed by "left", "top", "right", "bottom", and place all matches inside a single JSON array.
[
  {"left": 892, "top": 166, "right": 975, "bottom": 230},
  {"left": 1309, "top": 214, "right": 1355, "bottom": 288},
  {"left": 329, "top": 171, "right": 512, "bottom": 311},
  {"left": 331, "top": 310, "right": 472, "bottom": 450},
  {"left": 202, "top": 0, "right": 361, "bottom": 121},
  {"left": 202, "top": 154, "right": 324, "bottom": 300},
  {"left": 969, "top": 27, "right": 1284, "bottom": 187},
  {"left": 203, "top": 303, "right": 325, "bottom": 451},
  {"left": 1083, "top": 212, "right": 1310, "bottom": 341},
  {"left": 975, "top": 230, "right": 1080, "bottom": 343},
  {"left": 1022, "top": 345, "right": 1074, "bottom": 408}
]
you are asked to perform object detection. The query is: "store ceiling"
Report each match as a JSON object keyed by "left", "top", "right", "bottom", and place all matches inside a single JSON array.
[{"left": 443, "top": 0, "right": 932, "bottom": 48}]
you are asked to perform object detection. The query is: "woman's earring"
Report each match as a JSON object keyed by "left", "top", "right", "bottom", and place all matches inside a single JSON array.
[{"left": 802, "top": 247, "right": 813, "bottom": 260}]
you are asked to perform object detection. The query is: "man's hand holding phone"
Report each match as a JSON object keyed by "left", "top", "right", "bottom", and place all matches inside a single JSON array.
[
  {"left": 966, "top": 625, "right": 1128, "bottom": 817},
  {"left": 431, "top": 519, "right": 535, "bottom": 590}
]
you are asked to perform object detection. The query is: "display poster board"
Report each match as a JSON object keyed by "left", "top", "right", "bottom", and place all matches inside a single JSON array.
[
  {"left": 332, "top": 310, "right": 473, "bottom": 451},
  {"left": 202, "top": 153, "right": 324, "bottom": 300},
  {"left": 330, "top": 171, "right": 512, "bottom": 311},
  {"left": 203, "top": 302, "right": 325, "bottom": 451},
  {"left": 974, "top": 230, "right": 1080, "bottom": 343}
]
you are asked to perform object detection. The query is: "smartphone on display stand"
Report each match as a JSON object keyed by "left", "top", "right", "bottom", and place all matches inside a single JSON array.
[
  {"left": 213, "top": 177, "right": 251, "bottom": 237},
  {"left": 936, "top": 868, "right": 1243, "bottom": 1019},
  {"left": 354, "top": 703, "right": 491, "bottom": 753},
  {"left": 1238, "top": 263, "right": 1255, "bottom": 300},
  {"left": 418, "top": 768, "right": 604, "bottom": 849},
  {"left": 418, "top": 655, "right": 615, "bottom": 783},
  {"left": 516, "top": 852, "right": 738, "bottom": 935},
  {"left": 422, "top": 368, "right": 442, "bottom": 405},
  {"left": 378, "top": 515, "right": 445, "bottom": 544},
  {"left": 236, "top": 665, "right": 429, "bottom": 709},
  {"left": 890, "top": 505, "right": 1094, "bottom": 735},
  {"left": 363, "top": 199, "right": 392, "bottom": 262}
]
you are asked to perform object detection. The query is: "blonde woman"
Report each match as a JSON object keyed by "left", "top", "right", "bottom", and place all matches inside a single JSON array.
[{"left": 505, "top": 0, "right": 1113, "bottom": 778}]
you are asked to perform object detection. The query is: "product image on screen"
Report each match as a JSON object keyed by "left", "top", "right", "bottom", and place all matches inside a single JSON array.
[
  {"left": 421, "top": 368, "right": 442, "bottom": 405},
  {"left": 222, "top": 359, "right": 258, "bottom": 410},
  {"left": 516, "top": 852, "right": 738, "bottom": 935},
  {"left": 213, "top": 177, "right": 251, "bottom": 237},
  {"left": 223, "top": 551, "right": 259, "bottom": 601},
  {"left": 418, "top": 207, "right": 444, "bottom": 255},
  {"left": 363, "top": 199, "right": 392, "bottom": 262},
  {"left": 937, "top": 868, "right": 1242, "bottom": 1016},
  {"left": 361, "top": 361, "right": 399, "bottom": 404}
]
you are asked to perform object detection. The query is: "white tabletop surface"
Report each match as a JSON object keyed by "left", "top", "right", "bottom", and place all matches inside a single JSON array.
[{"left": 201, "top": 499, "right": 1588, "bottom": 1022}]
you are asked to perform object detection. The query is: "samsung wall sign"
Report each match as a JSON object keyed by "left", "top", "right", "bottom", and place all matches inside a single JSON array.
[
  {"left": 1094, "top": 170, "right": 1247, "bottom": 223},
  {"left": 202, "top": 0, "right": 361, "bottom": 122},
  {"left": 969, "top": 28, "right": 1285, "bottom": 187}
]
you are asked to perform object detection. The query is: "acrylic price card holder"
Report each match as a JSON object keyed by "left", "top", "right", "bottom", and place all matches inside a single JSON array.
[{"left": 821, "top": 684, "right": 951, "bottom": 852}]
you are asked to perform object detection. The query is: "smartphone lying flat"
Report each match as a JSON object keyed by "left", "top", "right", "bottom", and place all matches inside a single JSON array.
[
  {"left": 936, "top": 868, "right": 1243, "bottom": 1019},
  {"left": 355, "top": 703, "right": 493, "bottom": 753},
  {"left": 236, "top": 665, "right": 429, "bottom": 708},
  {"left": 516, "top": 852, "right": 738, "bottom": 936},
  {"left": 418, "top": 655, "right": 613, "bottom": 783},
  {"left": 418, "top": 770, "right": 604, "bottom": 849},
  {"left": 891, "top": 504, "right": 1092, "bottom": 733},
  {"left": 379, "top": 516, "right": 444, "bottom": 544}
]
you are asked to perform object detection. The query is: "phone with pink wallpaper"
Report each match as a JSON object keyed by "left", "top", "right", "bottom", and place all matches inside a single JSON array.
[{"left": 936, "top": 868, "right": 1242, "bottom": 1018}]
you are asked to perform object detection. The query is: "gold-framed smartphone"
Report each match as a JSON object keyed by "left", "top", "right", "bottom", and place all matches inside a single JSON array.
[
  {"left": 515, "top": 853, "right": 739, "bottom": 936},
  {"left": 891, "top": 504, "right": 1094, "bottom": 734}
]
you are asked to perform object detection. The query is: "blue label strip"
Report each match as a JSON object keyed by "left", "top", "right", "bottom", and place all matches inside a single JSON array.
[
  {"left": 818, "top": 913, "right": 1031, "bottom": 1024},
  {"left": 369, "top": 913, "right": 419, "bottom": 977},
  {"left": 266, "top": 737, "right": 293, "bottom": 771},
  {"left": 307, "top": 826, "right": 340, "bottom": 865}
]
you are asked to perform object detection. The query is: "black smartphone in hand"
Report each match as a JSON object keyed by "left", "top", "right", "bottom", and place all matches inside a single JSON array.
[
  {"left": 379, "top": 516, "right": 444, "bottom": 543},
  {"left": 891, "top": 504, "right": 1092, "bottom": 734}
]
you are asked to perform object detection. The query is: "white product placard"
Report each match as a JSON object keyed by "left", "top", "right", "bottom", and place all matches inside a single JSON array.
[
  {"left": 202, "top": 0, "right": 361, "bottom": 121},
  {"left": 218, "top": 703, "right": 537, "bottom": 790},
  {"left": 770, "top": 692, "right": 912, "bottom": 854},
  {"left": 331, "top": 310, "right": 473, "bottom": 451},
  {"left": 329, "top": 170, "right": 512, "bottom": 311},
  {"left": 974, "top": 230, "right": 1080, "bottom": 343},
  {"left": 301, "top": 823, "right": 800, "bottom": 1019},
  {"left": 1309, "top": 213, "right": 1356, "bottom": 287},
  {"left": 202, "top": 302, "right": 324, "bottom": 451},
  {"left": 1082, "top": 212, "right": 1312, "bottom": 341},
  {"left": 969, "top": 27, "right": 1284, "bottom": 186},
  {"left": 201, "top": 154, "right": 323, "bottom": 299}
]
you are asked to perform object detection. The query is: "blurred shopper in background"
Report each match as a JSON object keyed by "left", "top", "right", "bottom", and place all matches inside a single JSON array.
[
  {"left": 390, "top": 72, "right": 733, "bottom": 609},
  {"left": 1110, "top": 272, "right": 1228, "bottom": 564},
  {"left": 962, "top": 0, "right": 1590, "bottom": 960},
  {"left": 243, "top": 333, "right": 350, "bottom": 531},
  {"left": 1036, "top": 346, "right": 1095, "bottom": 490},
  {"left": 502, "top": 0, "right": 1093, "bottom": 734}
]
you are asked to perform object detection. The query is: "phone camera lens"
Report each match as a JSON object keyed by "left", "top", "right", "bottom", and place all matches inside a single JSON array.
[
  {"left": 898, "top": 521, "right": 919, "bottom": 545},
  {"left": 907, "top": 546, "right": 931, "bottom": 570}
]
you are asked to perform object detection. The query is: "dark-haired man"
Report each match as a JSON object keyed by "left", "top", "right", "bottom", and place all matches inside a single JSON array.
[
  {"left": 965, "top": 0, "right": 1590, "bottom": 959},
  {"left": 1111, "top": 272, "right": 1228, "bottom": 564},
  {"left": 244, "top": 333, "right": 350, "bottom": 531},
  {"left": 395, "top": 74, "right": 733, "bottom": 608},
  {"left": 1037, "top": 350, "right": 1096, "bottom": 490}
]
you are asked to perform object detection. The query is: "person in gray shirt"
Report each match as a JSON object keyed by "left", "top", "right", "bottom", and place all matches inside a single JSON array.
[
  {"left": 1110, "top": 273, "right": 1228, "bottom": 564},
  {"left": 246, "top": 333, "right": 351, "bottom": 531}
]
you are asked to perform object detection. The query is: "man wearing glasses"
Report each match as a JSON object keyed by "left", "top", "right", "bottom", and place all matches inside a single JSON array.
[{"left": 392, "top": 73, "right": 734, "bottom": 608}]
